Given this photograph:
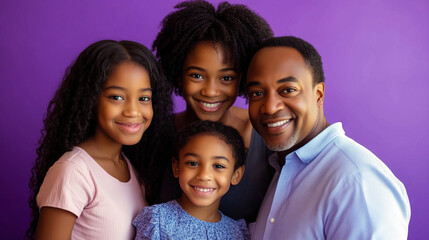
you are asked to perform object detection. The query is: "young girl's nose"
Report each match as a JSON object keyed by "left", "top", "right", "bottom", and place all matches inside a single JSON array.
[
  {"left": 196, "top": 166, "right": 212, "bottom": 181},
  {"left": 201, "top": 79, "right": 220, "bottom": 97},
  {"left": 123, "top": 100, "right": 139, "bottom": 117}
]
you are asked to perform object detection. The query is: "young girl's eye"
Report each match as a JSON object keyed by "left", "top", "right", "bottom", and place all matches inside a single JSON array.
[
  {"left": 190, "top": 73, "right": 203, "bottom": 79},
  {"left": 221, "top": 76, "right": 234, "bottom": 82},
  {"left": 139, "top": 96, "right": 151, "bottom": 102},
  {"left": 185, "top": 161, "right": 198, "bottom": 167},
  {"left": 214, "top": 164, "right": 226, "bottom": 169},
  {"left": 109, "top": 95, "right": 124, "bottom": 101}
]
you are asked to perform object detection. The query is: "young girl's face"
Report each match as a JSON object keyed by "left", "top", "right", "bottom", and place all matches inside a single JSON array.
[
  {"left": 173, "top": 134, "right": 244, "bottom": 209},
  {"left": 181, "top": 41, "right": 239, "bottom": 122},
  {"left": 95, "top": 62, "right": 153, "bottom": 146}
]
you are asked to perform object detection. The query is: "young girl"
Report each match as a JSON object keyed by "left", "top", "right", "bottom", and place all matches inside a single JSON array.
[
  {"left": 27, "top": 40, "right": 173, "bottom": 239},
  {"left": 133, "top": 120, "right": 249, "bottom": 240},
  {"left": 152, "top": 0, "right": 274, "bottom": 223}
]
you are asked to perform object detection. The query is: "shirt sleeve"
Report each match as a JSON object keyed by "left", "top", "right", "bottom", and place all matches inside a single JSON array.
[
  {"left": 325, "top": 170, "right": 410, "bottom": 240},
  {"left": 133, "top": 206, "right": 160, "bottom": 240},
  {"left": 36, "top": 160, "right": 95, "bottom": 217}
]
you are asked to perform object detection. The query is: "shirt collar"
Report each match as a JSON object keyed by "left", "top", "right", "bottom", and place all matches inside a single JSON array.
[
  {"left": 292, "top": 122, "right": 344, "bottom": 164},
  {"left": 268, "top": 122, "right": 345, "bottom": 170}
]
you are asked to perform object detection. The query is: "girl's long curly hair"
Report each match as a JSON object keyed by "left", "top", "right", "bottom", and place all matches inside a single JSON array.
[
  {"left": 27, "top": 40, "right": 174, "bottom": 238},
  {"left": 152, "top": 0, "right": 273, "bottom": 96}
]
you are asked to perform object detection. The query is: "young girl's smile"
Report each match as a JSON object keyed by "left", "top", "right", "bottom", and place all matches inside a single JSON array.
[
  {"left": 173, "top": 133, "right": 243, "bottom": 214},
  {"left": 181, "top": 41, "right": 239, "bottom": 122},
  {"left": 96, "top": 62, "right": 153, "bottom": 146}
]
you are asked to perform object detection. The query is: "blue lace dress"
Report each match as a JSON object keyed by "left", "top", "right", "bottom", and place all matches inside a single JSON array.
[{"left": 133, "top": 200, "right": 250, "bottom": 240}]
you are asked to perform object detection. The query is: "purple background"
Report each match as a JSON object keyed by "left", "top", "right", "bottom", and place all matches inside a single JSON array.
[{"left": 1, "top": 0, "right": 428, "bottom": 238}]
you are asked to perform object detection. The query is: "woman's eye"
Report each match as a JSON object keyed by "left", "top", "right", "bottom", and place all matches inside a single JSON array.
[
  {"left": 190, "top": 73, "right": 203, "bottom": 79},
  {"left": 109, "top": 95, "right": 124, "bottom": 101},
  {"left": 140, "top": 96, "right": 151, "bottom": 102}
]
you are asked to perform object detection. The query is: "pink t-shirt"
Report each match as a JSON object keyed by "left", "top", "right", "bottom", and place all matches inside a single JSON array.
[{"left": 37, "top": 147, "right": 146, "bottom": 240}]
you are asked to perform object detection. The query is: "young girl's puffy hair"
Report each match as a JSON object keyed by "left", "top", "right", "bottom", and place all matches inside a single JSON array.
[{"left": 27, "top": 40, "right": 174, "bottom": 238}]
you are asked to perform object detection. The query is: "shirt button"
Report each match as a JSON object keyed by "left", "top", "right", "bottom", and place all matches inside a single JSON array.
[{"left": 269, "top": 218, "right": 275, "bottom": 224}]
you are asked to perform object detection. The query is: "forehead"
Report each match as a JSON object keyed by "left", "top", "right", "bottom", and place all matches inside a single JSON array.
[
  {"left": 180, "top": 134, "right": 233, "bottom": 156},
  {"left": 184, "top": 41, "right": 232, "bottom": 67},
  {"left": 247, "top": 47, "right": 310, "bottom": 84}
]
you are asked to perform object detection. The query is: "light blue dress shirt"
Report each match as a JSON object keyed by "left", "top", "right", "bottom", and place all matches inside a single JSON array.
[{"left": 250, "top": 123, "right": 411, "bottom": 240}]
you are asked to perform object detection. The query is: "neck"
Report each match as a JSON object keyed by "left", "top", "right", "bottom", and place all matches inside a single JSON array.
[
  {"left": 176, "top": 195, "right": 221, "bottom": 223},
  {"left": 278, "top": 117, "right": 329, "bottom": 165},
  {"left": 79, "top": 134, "right": 123, "bottom": 163}
]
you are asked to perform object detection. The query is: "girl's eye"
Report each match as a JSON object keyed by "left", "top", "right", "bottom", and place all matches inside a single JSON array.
[
  {"left": 140, "top": 96, "right": 151, "bottom": 102},
  {"left": 214, "top": 164, "right": 226, "bottom": 169},
  {"left": 221, "top": 76, "right": 234, "bottom": 81},
  {"left": 185, "top": 161, "right": 198, "bottom": 167},
  {"left": 109, "top": 95, "right": 124, "bottom": 101},
  {"left": 190, "top": 73, "right": 203, "bottom": 79}
]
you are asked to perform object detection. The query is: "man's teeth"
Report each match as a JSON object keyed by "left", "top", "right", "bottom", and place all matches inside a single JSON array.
[
  {"left": 200, "top": 101, "right": 220, "bottom": 108},
  {"left": 267, "top": 120, "right": 289, "bottom": 128},
  {"left": 194, "top": 186, "right": 214, "bottom": 192}
]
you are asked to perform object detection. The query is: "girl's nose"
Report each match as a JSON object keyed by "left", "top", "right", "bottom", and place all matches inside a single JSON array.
[
  {"left": 123, "top": 100, "right": 139, "bottom": 117},
  {"left": 196, "top": 166, "right": 212, "bottom": 181},
  {"left": 201, "top": 80, "right": 220, "bottom": 98}
]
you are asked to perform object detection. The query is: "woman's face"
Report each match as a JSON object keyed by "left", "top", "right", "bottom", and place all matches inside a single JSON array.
[{"left": 181, "top": 41, "right": 239, "bottom": 122}]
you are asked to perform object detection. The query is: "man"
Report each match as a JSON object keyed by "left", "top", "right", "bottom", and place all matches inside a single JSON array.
[{"left": 246, "top": 36, "right": 410, "bottom": 239}]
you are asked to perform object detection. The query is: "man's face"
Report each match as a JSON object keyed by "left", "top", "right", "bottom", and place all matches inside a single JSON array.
[{"left": 247, "top": 47, "right": 325, "bottom": 154}]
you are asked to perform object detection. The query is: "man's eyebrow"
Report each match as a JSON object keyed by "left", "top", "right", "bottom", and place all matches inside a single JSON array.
[
  {"left": 247, "top": 76, "right": 298, "bottom": 88},
  {"left": 277, "top": 76, "right": 298, "bottom": 83}
]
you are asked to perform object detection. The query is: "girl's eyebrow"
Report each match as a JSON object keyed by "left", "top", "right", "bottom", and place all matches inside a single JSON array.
[
  {"left": 183, "top": 153, "right": 229, "bottom": 162},
  {"left": 104, "top": 86, "right": 152, "bottom": 92},
  {"left": 184, "top": 66, "right": 237, "bottom": 73}
]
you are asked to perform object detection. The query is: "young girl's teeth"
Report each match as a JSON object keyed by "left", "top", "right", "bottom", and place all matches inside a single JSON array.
[
  {"left": 194, "top": 186, "right": 214, "bottom": 192},
  {"left": 200, "top": 102, "right": 220, "bottom": 108},
  {"left": 267, "top": 120, "right": 289, "bottom": 128}
]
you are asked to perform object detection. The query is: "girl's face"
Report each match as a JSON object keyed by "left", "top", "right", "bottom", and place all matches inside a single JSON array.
[
  {"left": 173, "top": 134, "right": 244, "bottom": 209},
  {"left": 181, "top": 41, "right": 239, "bottom": 122},
  {"left": 95, "top": 62, "right": 153, "bottom": 146}
]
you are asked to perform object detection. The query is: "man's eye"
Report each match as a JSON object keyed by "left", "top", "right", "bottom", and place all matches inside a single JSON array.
[
  {"left": 250, "top": 91, "right": 263, "bottom": 97},
  {"left": 283, "top": 88, "right": 296, "bottom": 93}
]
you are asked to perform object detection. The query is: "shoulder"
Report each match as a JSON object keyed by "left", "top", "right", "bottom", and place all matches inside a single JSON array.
[
  {"left": 224, "top": 106, "right": 253, "bottom": 147},
  {"left": 218, "top": 215, "right": 250, "bottom": 239}
]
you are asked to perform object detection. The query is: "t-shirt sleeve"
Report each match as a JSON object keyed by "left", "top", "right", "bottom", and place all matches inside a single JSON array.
[
  {"left": 133, "top": 206, "right": 160, "bottom": 240},
  {"left": 36, "top": 160, "right": 95, "bottom": 217}
]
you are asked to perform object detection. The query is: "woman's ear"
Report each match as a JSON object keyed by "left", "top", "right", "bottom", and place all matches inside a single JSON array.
[
  {"left": 172, "top": 157, "right": 179, "bottom": 178},
  {"left": 231, "top": 166, "right": 245, "bottom": 185}
]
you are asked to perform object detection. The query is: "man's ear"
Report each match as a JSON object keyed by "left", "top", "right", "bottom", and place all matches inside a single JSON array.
[
  {"left": 172, "top": 157, "right": 179, "bottom": 178},
  {"left": 231, "top": 166, "right": 245, "bottom": 185},
  {"left": 315, "top": 82, "right": 325, "bottom": 107}
]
